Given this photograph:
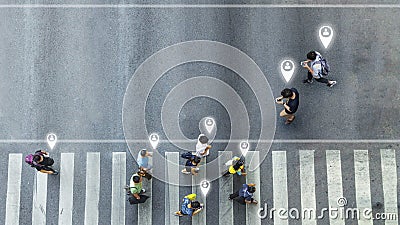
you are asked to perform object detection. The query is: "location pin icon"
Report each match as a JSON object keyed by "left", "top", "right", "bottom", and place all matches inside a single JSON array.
[
  {"left": 200, "top": 180, "right": 210, "bottom": 196},
  {"left": 240, "top": 141, "right": 250, "bottom": 157},
  {"left": 149, "top": 133, "right": 159, "bottom": 149},
  {"left": 204, "top": 118, "right": 215, "bottom": 134},
  {"left": 46, "top": 133, "right": 57, "bottom": 150},
  {"left": 319, "top": 26, "right": 333, "bottom": 48},
  {"left": 280, "top": 60, "right": 295, "bottom": 82}
]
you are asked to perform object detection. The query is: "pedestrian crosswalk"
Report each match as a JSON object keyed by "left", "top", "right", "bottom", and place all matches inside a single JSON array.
[
  {"left": 58, "top": 153, "right": 74, "bottom": 225},
  {"left": 2, "top": 149, "right": 399, "bottom": 225}
]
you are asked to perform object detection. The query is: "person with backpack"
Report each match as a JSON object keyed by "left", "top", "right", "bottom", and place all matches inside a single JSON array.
[
  {"left": 229, "top": 183, "right": 258, "bottom": 205},
  {"left": 275, "top": 88, "right": 299, "bottom": 124},
  {"left": 181, "top": 152, "right": 201, "bottom": 175},
  {"left": 302, "top": 51, "right": 337, "bottom": 87},
  {"left": 174, "top": 193, "right": 204, "bottom": 217},
  {"left": 222, "top": 156, "right": 246, "bottom": 177},
  {"left": 125, "top": 171, "right": 150, "bottom": 204},
  {"left": 25, "top": 150, "right": 59, "bottom": 175}
]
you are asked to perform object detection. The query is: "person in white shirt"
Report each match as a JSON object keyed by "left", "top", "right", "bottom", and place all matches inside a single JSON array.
[
  {"left": 302, "top": 51, "right": 336, "bottom": 87},
  {"left": 195, "top": 134, "right": 211, "bottom": 158}
]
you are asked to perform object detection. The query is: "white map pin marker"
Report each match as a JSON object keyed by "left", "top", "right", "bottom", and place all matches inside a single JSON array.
[
  {"left": 204, "top": 117, "right": 215, "bottom": 134},
  {"left": 240, "top": 141, "right": 250, "bottom": 156},
  {"left": 149, "top": 133, "right": 159, "bottom": 149},
  {"left": 319, "top": 26, "right": 333, "bottom": 48},
  {"left": 280, "top": 60, "right": 295, "bottom": 82},
  {"left": 200, "top": 180, "right": 210, "bottom": 196},
  {"left": 46, "top": 133, "right": 57, "bottom": 150}
]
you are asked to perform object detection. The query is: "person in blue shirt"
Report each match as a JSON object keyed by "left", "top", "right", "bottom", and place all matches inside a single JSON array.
[
  {"left": 229, "top": 183, "right": 258, "bottom": 205},
  {"left": 137, "top": 149, "right": 152, "bottom": 180},
  {"left": 174, "top": 194, "right": 203, "bottom": 217}
]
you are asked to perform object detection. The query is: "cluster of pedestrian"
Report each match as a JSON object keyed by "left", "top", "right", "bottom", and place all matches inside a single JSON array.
[
  {"left": 126, "top": 149, "right": 153, "bottom": 204},
  {"left": 277, "top": 50, "right": 336, "bottom": 125}
]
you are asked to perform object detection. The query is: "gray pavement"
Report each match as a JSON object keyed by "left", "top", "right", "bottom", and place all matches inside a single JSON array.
[{"left": 0, "top": 2, "right": 400, "bottom": 225}]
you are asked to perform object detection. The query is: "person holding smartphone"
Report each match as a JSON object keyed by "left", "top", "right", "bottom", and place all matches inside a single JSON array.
[{"left": 275, "top": 88, "right": 299, "bottom": 124}]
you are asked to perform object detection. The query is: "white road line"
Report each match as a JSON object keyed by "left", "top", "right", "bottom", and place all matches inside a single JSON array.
[
  {"left": 84, "top": 152, "right": 100, "bottom": 225},
  {"left": 58, "top": 153, "right": 75, "bottom": 225},
  {"left": 192, "top": 157, "right": 206, "bottom": 224},
  {"left": 111, "top": 152, "right": 126, "bottom": 225},
  {"left": 138, "top": 154, "right": 152, "bottom": 225},
  {"left": 0, "top": 4, "right": 399, "bottom": 8},
  {"left": 326, "top": 150, "right": 345, "bottom": 225},
  {"left": 299, "top": 150, "right": 317, "bottom": 225},
  {"left": 246, "top": 151, "right": 261, "bottom": 225},
  {"left": 165, "top": 152, "right": 179, "bottom": 225},
  {"left": 32, "top": 172, "right": 48, "bottom": 225},
  {"left": 272, "top": 151, "right": 288, "bottom": 225},
  {"left": 5, "top": 154, "right": 22, "bottom": 225},
  {"left": 218, "top": 151, "right": 233, "bottom": 225},
  {"left": 2, "top": 139, "right": 400, "bottom": 144},
  {"left": 354, "top": 150, "right": 373, "bottom": 225},
  {"left": 380, "top": 149, "right": 398, "bottom": 225}
]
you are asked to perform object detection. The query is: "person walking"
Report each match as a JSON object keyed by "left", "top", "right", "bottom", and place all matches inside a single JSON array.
[
  {"left": 137, "top": 149, "right": 152, "bottom": 171},
  {"left": 174, "top": 194, "right": 204, "bottom": 217},
  {"left": 302, "top": 50, "right": 336, "bottom": 87},
  {"left": 195, "top": 134, "right": 212, "bottom": 158},
  {"left": 276, "top": 88, "right": 299, "bottom": 124},
  {"left": 222, "top": 156, "right": 246, "bottom": 177},
  {"left": 137, "top": 149, "right": 152, "bottom": 180},
  {"left": 181, "top": 154, "right": 201, "bottom": 175},
  {"left": 125, "top": 170, "right": 148, "bottom": 204},
  {"left": 25, "top": 150, "right": 59, "bottom": 175},
  {"left": 229, "top": 183, "right": 258, "bottom": 205}
]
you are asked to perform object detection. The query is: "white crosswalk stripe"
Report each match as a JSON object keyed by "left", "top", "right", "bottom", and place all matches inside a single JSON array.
[
  {"left": 138, "top": 153, "right": 152, "bottom": 225},
  {"left": 380, "top": 149, "right": 398, "bottom": 225},
  {"left": 84, "top": 152, "right": 100, "bottom": 225},
  {"left": 218, "top": 151, "right": 233, "bottom": 225},
  {"left": 299, "top": 150, "right": 317, "bottom": 225},
  {"left": 326, "top": 150, "right": 345, "bottom": 225},
  {"left": 5, "top": 154, "right": 22, "bottom": 225},
  {"left": 58, "top": 153, "right": 75, "bottom": 225},
  {"left": 32, "top": 171, "right": 48, "bottom": 225},
  {"left": 2, "top": 149, "right": 400, "bottom": 225},
  {"left": 246, "top": 151, "right": 261, "bottom": 225},
  {"left": 165, "top": 152, "right": 179, "bottom": 225},
  {"left": 354, "top": 150, "right": 373, "bottom": 225},
  {"left": 192, "top": 157, "right": 206, "bottom": 224},
  {"left": 111, "top": 152, "right": 126, "bottom": 225},
  {"left": 272, "top": 151, "right": 288, "bottom": 225}
]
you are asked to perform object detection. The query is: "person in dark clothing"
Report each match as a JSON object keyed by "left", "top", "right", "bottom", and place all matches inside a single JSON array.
[
  {"left": 229, "top": 183, "right": 258, "bottom": 205},
  {"left": 182, "top": 155, "right": 201, "bottom": 175},
  {"left": 32, "top": 150, "right": 59, "bottom": 175},
  {"left": 276, "top": 88, "right": 299, "bottom": 124}
]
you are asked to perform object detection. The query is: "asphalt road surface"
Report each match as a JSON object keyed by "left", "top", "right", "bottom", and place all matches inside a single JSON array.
[{"left": 0, "top": 1, "right": 399, "bottom": 225}]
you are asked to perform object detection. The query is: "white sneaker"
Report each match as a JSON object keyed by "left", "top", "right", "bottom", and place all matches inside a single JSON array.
[
  {"left": 141, "top": 189, "right": 146, "bottom": 193},
  {"left": 181, "top": 169, "right": 190, "bottom": 175},
  {"left": 327, "top": 81, "right": 337, "bottom": 87}
]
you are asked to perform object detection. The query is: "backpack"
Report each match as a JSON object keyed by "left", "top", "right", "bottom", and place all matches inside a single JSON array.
[
  {"left": 181, "top": 152, "right": 194, "bottom": 159},
  {"left": 25, "top": 151, "right": 44, "bottom": 167},
  {"left": 128, "top": 195, "right": 150, "bottom": 204},
  {"left": 313, "top": 52, "right": 330, "bottom": 76}
]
